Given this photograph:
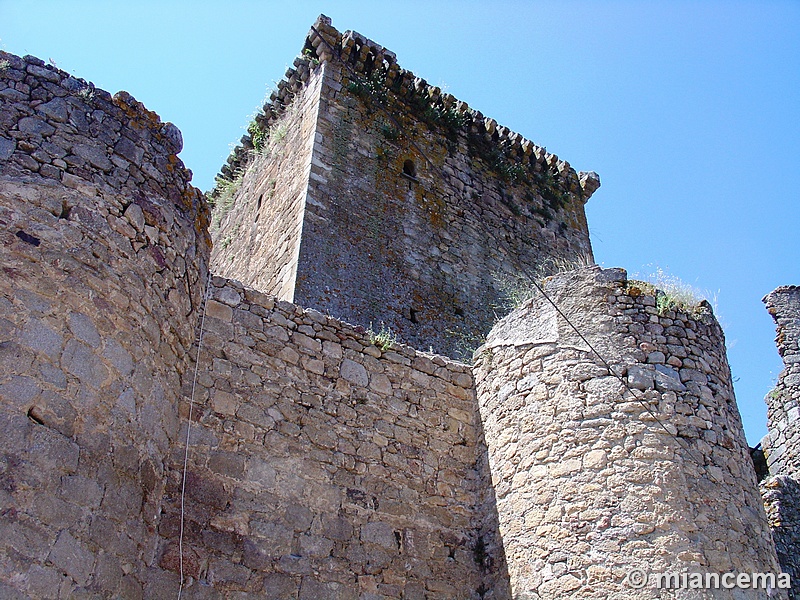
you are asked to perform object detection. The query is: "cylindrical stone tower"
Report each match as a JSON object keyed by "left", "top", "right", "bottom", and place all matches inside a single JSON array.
[
  {"left": 0, "top": 52, "right": 210, "bottom": 597},
  {"left": 761, "top": 286, "right": 800, "bottom": 598},
  {"left": 474, "top": 266, "right": 784, "bottom": 599}
]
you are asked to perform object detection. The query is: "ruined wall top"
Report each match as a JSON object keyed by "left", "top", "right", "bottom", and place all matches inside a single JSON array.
[
  {"left": 0, "top": 51, "right": 210, "bottom": 249},
  {"left": 216, "top": 14, "right": 600, "bottom": 201},
  {"left": 765, "top": 286, "right": 800, "bottom": 361},
  {"left": 762, "top": 285, "right": 800, "bottom": 480},
  {"left": 475, "top": 266, "right": 782, "bottom": 597}
]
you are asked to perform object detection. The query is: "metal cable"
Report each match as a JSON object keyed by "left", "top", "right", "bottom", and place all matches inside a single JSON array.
[
  {"left": 308, "top": 26, "right": 711, "bottom": 467},
  {"left": 178, "top": 272, "right": 212, "bottom": 599},
  {"left": 527, "top": 277, "right": 711, "bottom": 467}
]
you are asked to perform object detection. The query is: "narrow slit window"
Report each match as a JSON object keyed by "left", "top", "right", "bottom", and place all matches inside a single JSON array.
[
  {"left": 403, "top": 159, "right": 416, "bottom": 178},
  {"left": 255, "top": 194, "right": 263, "bottom": 222}
]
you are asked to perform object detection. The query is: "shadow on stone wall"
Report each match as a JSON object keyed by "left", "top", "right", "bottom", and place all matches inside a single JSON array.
[{"left": 474, "top": 413, "right": 513, "bottom": 599}]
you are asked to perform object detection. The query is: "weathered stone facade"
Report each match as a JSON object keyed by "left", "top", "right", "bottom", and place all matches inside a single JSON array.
[
  {"left": 0, "top": 15, "right": 794, "bottom": 600},
  {"left": 0, "top": 52, "right": 209, "bottom": 597},
  {"left": 210, "top": 58, "right": 323, "bottom": 302},
  {"left": 761, "top": 286, "right": 800, "bottom": 598},
  {"left": 211, "top": 16, "right": 599, "bottom": 360},
  {"left": 154, "top": 277, "right": 510, "bottom": 598},
  {"left": 475, "top": 267, "right": 782, "bottom": 599}
]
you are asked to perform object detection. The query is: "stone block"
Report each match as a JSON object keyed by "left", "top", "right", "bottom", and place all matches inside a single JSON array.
[
  {"left": 361, "top": 522, "right": 397, "bottom": 550},
  {"left": 215, "top": 286, "right": 242, "bottom": 307},
  {"left": 0, "top": 375, "right": 40, "bottom": 408},
  {"left": 185, "top": 471, "right": 230, "bottom": 509},
  {"left": 0, "top": 137, "right": 16, "bottom": 160},
  {"left": 262, "top": 573, "right": 300, "bottom": 599},
  {"left": 61, "top": 339, "right": 108, "bottom": 389},
  {"left": 626, "top": 365, "right": 653, "bottom": 390},
  {"left": 48, "top": 531, "right": 94, "bottom": 586},
  {"left": 68, "top": 312, "right": 101, "bottom": 347},
  {"left": 18, "top": 116, "right": 56, "bottom": 137},
  {"left": 24, "top": 564, "right": 67, "bottom": 599},
  {"left": 340, "top": 359, "right": 368, "bottom": 387},
  {"left": 32, "top": 494, "right": 82, "bottom": 529},
  {"left": 59, "top": 475, "right": 103, "bottom": 508},
  {"left": 654, "top": 363, "right": 686, "bottom": 392},
  {"left": 73, "top": 143, "right": 112, "bottom": 170},
  {"left": 30, "top": 426, "right": 79, "bottom": 473},
  {"left": 208, "top": 451, "right": 245, "bottom": 478},
  {"left": 0, "top": 518, "right": 52, "bottom": 560},
  {"left": 205, "top": 299, "right": 233, "bottom": 322},
  {"left": 0, "top": 581, "right": 30, "bottom": 600},
  {"left": 20, "top": 317, "right": 63, "bottom": 358},
  {"left": 208, "top": 557, "right": 251, "bottom": 587}
]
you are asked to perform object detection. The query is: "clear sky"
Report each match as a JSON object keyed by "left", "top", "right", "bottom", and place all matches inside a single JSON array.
[{"left": 3, "top": 1, "right": 798, "bottom": 444}]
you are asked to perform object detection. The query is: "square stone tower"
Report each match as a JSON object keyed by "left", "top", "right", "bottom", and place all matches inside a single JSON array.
[{"left": 210, "top": 15, "right": 600, "bottom": 359}]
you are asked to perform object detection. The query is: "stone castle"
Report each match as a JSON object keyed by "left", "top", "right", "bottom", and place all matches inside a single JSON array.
[{"left": 0, "top": 14, "right": 797, "bottom": 600}]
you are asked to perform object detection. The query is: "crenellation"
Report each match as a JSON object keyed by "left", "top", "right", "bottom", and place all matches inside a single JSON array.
[{"left": 215, "top": 15, "right": 597, "bottom": 217}]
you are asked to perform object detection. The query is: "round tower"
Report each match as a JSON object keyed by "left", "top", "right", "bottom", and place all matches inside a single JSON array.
[
  {"left": 474, "top": 266, "right": 784, "bottom": 599},
  {"left": 0, "top": 52, "right": 210, "bottom": 597}
]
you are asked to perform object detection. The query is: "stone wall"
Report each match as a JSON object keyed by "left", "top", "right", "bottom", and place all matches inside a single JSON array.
[
  {"left": 1, "top": 33, "right": 794, "bottom": 600},
  {"left": 210, "top": 57, "right": 324, "bottom": 301},
  {"left": 210, "top": 16, "right": 600, "bottom": 360},
  {"left": 761, "top": 286, "right": 800, "bottom": 598},
  {"left": 0, "top": 52, "right": 209, "bottom": 597},
  {"left": 157, "top": 277, "right": 508, "bottom": 599},
  {"left": 474, "top": 267, "right": 783, "bottom": 599}
]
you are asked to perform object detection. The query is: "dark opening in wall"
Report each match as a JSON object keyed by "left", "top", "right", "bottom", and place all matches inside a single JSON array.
[
  {"left": 751, "top": 444, "right": 769, "bottom": 482},
  {"left": 27, "top": 406, "right": 45, "bottom": 425},
  {"left": 255, "top": 194, "right": 263, "bottom": 222},
  {"left": 15, "top": 230, "right": 40, "bottom": 247},
  {"left": 403, "top": 159, "right": 416, "bottom": 178},
  {"left": 409, "top": 307, "right": 420, "bottom": 324},
  {"left": 364, "top": 52, "right": 375, "bottom": 77}
]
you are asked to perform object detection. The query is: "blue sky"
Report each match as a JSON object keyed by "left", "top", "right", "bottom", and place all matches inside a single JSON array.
[{"left": 3, "top": 1, "right": 798, "bottom": 444}]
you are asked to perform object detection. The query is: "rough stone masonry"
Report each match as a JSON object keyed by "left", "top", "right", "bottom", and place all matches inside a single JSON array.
[
  {"left": 761, "top": 286, "right": 800, "bottom": 598},
  {"left": 474, "top": 267, "right": 782, "bottom": 599},
  {"left": 0, "top": 14, "right": 795, "bottom": 600},
  {"left": 210, "top": 16, "right": 599, "bottom": 361}
]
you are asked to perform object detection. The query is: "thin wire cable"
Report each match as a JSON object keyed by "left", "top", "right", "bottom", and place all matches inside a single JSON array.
[
  {"left": 526, "top": 277, "right": 711, "bottom": 467},
  {"left": 178, "top": 272, "right": 212, "bottom": 600},
  {"left": 530, "top": 278, "right": 677, "bottom": 433},
  {"left": 308, "top": 27, "right": 711, "bottom": 466}
]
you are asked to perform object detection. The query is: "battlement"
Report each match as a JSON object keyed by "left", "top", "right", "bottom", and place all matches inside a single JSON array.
[
  {"left": 210, "top": 15, "right": 600, "bottom": 359},
  {"left": 216, "top": 15, "right": 600, "bottom": 202}
]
